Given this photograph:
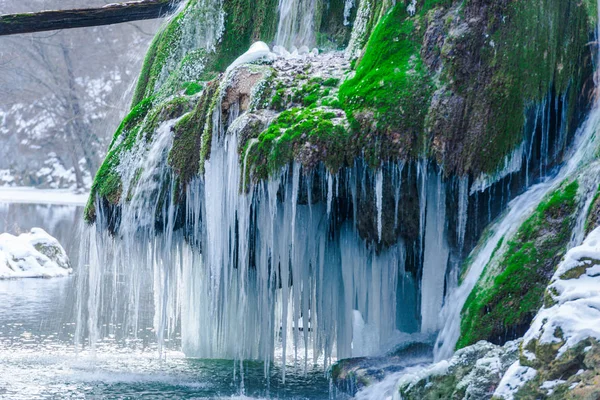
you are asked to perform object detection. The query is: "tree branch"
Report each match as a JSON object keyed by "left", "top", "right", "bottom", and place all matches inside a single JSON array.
[{"left": 0, "top": 0, "right": 183, "bottom": 36}]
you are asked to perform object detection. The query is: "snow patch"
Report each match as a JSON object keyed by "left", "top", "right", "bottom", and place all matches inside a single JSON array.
[
  {"left": 227, "top": 42, "right": 273, "bottom": 72},
  {"left": 0, "top": 228, "right": 71, "bottom": 279},
  {"left": 494, "top": 361, "right": 537, "bottom": 400},
  {"left": 522, "top": 227, "right": 600, "bottom": 357}
]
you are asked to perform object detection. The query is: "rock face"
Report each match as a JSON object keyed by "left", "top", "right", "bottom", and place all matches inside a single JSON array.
[
  {"left": 459, "top": 180, "right": 580, "bottom": 348},
  {"left": 397, "top": 340, "right": 520, "bottom": 400},
  {"left": 86, "top": 0, "right": 596, "bottom": 230},
  {"left": 397, "top": 227, "right": 600, "bottom": 399},
  {"left": 330, "top": 341, "right": 433, "bottom": 395},
  {"left": 504, "top": 227, "right": 600, "bottom": 399},
  {"left": 0, "top": 228, "right": 71, "bottom": 279}
]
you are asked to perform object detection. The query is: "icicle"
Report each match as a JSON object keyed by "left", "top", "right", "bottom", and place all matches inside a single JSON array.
[
  {"left": 326, "top": 172, "right": 334, "bottom": 217},
  {"left": 435, "top": 81, "right": 600, "bottom": 360},
  {"left": 375, "top": 169, "right": 384, "bottom": 242},
  {"left": 420, "top": 171, "right": 449, "bottom": 333},
  {"left": 457, "top": 176, "right": 469, "bottom": 251},
  {"left": 343, "top": 0, "right": 355, "bottom": 26},
  {"left": 417, "top": 160, "right": 428, "bottom": 264}
]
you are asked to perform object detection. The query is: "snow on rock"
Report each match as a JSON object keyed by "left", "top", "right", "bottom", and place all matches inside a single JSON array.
[
  {"left": 492, "top": 226, "right": 600, "bottom": 398},
  {"left": 522, "top": 226, "right": 600, "bottom": 356},
  {"left": 397, "top": 340, "right": 519, "bottom": 399},
  {"left": 226, "top": 41, "right": 273, "bottom": 72},
  {"left": 0, "top": 228, "right": 71, "bottom": 279},
  {"left": 493, "top": 361, "right": 537, "bottom": 400}
]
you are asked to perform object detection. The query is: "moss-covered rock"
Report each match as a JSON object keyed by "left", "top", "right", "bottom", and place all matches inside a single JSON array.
[
  {"left": 458, "top": 180, "right": 580, "bottom": 349},
  {"left": 85, "top": 95, "right": 194, "bottom": 223},
  {"left": 398, "top": 340, "right": 520, "bottom": 400},
  {"left": 89, "top": 0, "right": 596, "bottom": 234},
  {"left": 502, "top": 229, "right": 600, "bottom": 398},
  {"left": 340, "top": 0, "right": 594, "bottom": 178}
]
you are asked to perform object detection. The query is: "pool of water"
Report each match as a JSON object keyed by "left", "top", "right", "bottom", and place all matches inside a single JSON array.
[
  {"left": 0, "top": 275, "right": 338, "bottom": 399},
  {"left": 0, "top": 201, "right": 431, "bottom": 399},
  {"left": 0, "top": 202, "right": 83, "bottom": 265},
  {"left": 0, "top": 202, "right": 338, "bottom": 399}
]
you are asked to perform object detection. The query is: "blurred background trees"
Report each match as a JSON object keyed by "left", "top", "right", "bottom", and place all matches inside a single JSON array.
[{"left": 0, "top": 0, "right": 162, "bottom": 189}]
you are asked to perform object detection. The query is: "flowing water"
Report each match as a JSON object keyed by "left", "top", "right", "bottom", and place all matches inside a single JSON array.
[
  {"left": 0, "top": 276, "right": 335, "bottom": 399},
  {"left": 276, "top": 0, "right": 317, "bottom": 49},
  {"left": 4, "top": 1, "right": 600, "bottom": 399}
]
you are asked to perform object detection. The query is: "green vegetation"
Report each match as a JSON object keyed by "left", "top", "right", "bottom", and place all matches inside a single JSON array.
[
  {"left": 458, "top": 180, "right": 579, "bottom": 349},
  {"left": 85, "top": 95, "right": 193, "bottom": 223},
  {"left": 211, "top": 0, "right": 279, "bottom": 72},
  {"left": 339, "top": 2, "right": 441, "bottom": 158},
  {"left": 242, "top": 107, "right": 350, "bottom": 183},
  {"left": 168, "top": 80, "right": 219, "bottom": 187},
  {"left": 131, "top": 5, "right": 188, "bottom": 106},
  {"left": 182, "top": 81, "right": 203, "bottom": 96},
  {"left": 476, "top": 0, "right": 589, "bottom": 174}
]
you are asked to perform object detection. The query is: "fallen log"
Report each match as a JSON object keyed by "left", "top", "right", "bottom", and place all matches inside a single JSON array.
[{"left": 0, "top": 0, "right": 184, "bottom": 36}]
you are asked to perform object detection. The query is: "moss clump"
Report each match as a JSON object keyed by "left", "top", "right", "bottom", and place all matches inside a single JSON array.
[
  {"left": 458, "top": 180, "right": 579, "bottom": 349},
  {"left": 131, "top": 6, "right": 188, "bottom": 106},
  {"left": 339, "top": 2, "right": 446, "bottom": 161},
  {"left": 182, "top": 81, "right": 203, "bottom": 96},
  {"left": 292, "top": 81, "right": 329, "bottom": 107},
  {"left": 168, "top": 79, "right": 219, "bottom": 188},
  {"left": 85, "top": 95, "right": 193, "bottom": 223},
  {"left": 322, "top": 77, "right": 340, "bottom": 87},
  {"left": 242, "top": 107, "right": 349, "bottom": 183}
]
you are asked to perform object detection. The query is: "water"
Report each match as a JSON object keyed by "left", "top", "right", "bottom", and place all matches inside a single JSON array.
[
  {"left": 434, "top": 0, "right": 600, "bottom": 360},
  {"left": 0, "top": 276, "right": 332, "bottom": 399},
  {"left": 275, "top": 0, "right": 317, "bottom": 49}
]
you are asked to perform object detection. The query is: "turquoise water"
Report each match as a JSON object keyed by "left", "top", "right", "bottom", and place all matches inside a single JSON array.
[
  {"left": 0, "top": 203, "right": 337, "bottom": 399},
  {"left": 0, "top": 278, "right": 336, "bottom": 399}
]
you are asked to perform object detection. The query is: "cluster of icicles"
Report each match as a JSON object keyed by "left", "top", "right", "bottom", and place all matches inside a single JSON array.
[
  {"left": 74, "top": 0, "right": 595, "bottom": 381},
  {"left": 77, "top": 92, "right": 465, "bottom": 372}
]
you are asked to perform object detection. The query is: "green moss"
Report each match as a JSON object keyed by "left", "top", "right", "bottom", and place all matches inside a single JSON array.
[
  {"left": 322, "top": 77, "right": 340, "bottom": 87},
  {"left": 444, "top": 0, "right": 592, "bottom": 175},
  {"left": 209, "top": 0, "right": 279, "bottom": 72},
  {"left": 84, "top": 94, "right": 195, "bottom": 223},
  {"left": 131, "top": 6, "right": 187, "bottom": 106},
  {"left": 458, "top": 180, "right": 579, "bottom": 349},
  {"left": 182, "top": 81, "right": 203, "bottom": 96},
  {"left": 242, "top": 107, "right": 350, "bottom": 183},
  {"left": 168, "top": 79, "right": 219, "bottom": 188},
  {"left": 339, "top": 2, "right": 445, "bottom": 161}
]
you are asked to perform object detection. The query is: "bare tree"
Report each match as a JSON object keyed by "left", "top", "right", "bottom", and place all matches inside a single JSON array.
[{"left": 0, "top": 0, "right": 161, "bottom": 189}]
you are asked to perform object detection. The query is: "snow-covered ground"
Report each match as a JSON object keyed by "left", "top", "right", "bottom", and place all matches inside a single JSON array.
[
  {"left": 0, "top": 228, "right": 72, "bottom": 279},
  {"left": 0, "top": 187, "right": 88, "bottom": 206}
]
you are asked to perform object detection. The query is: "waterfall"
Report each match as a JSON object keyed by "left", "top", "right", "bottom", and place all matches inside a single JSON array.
[
  {"left": 434, "top": 0, "right": 600, "bottom": 361},
  {"left": 433, "top": 86, "right": 600, "bottom": 362},
  {"left": 275, "top": 0, "right": 317, "bottom": 49},
  {"left": 78, "top": 58, "right": 473, "bottom": 376},
  {"left": 420, "top": 171, "right": 449, "bottom": 333}
]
